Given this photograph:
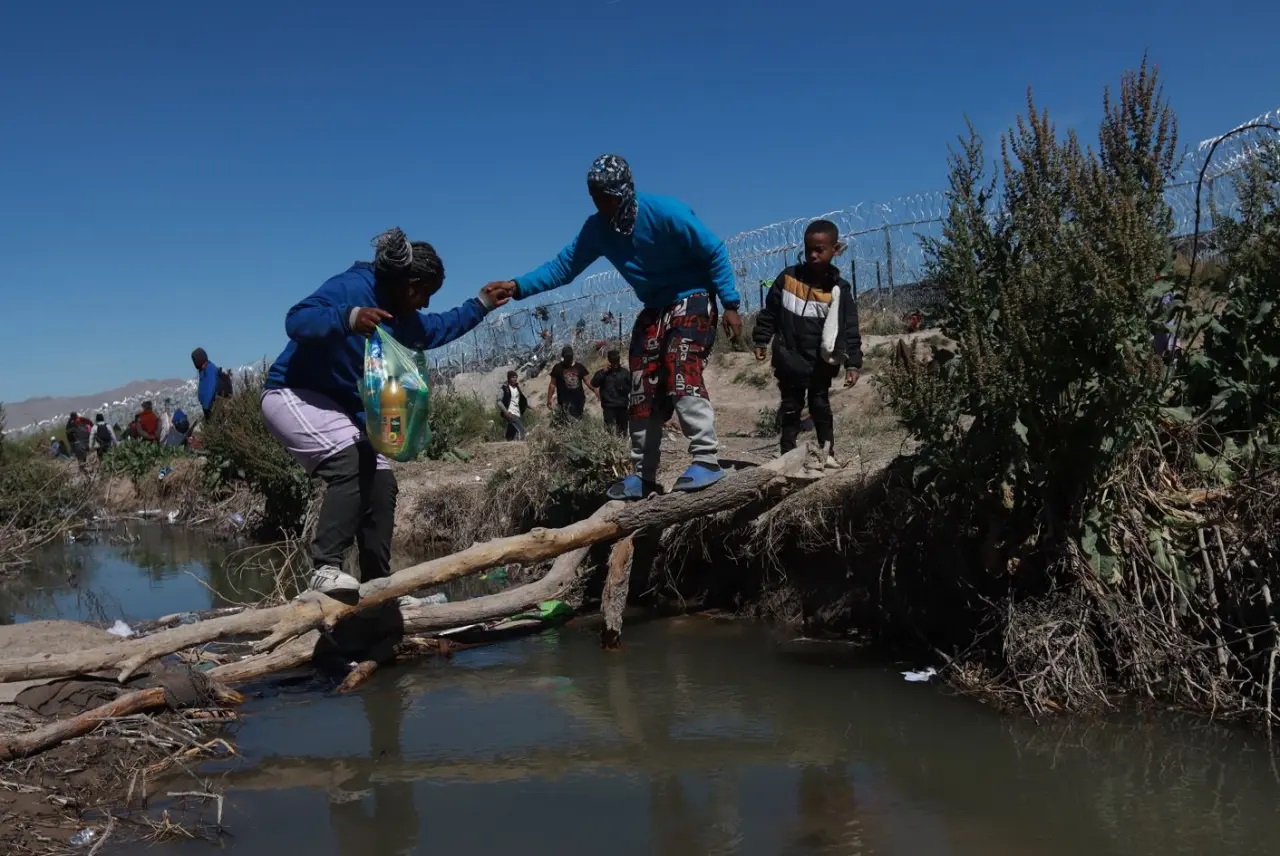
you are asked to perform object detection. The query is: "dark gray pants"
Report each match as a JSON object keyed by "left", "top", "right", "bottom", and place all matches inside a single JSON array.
[{"left": 310, "top": 442, "right": 398, "bottom": 582}]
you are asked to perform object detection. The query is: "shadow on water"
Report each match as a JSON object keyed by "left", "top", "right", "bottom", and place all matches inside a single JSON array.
[
  {"left": 150, "top": 619, "right": 1280, "bottom": 856},
  {"left": 8, "top": 532, "right": 1280, "bottom": 854}
]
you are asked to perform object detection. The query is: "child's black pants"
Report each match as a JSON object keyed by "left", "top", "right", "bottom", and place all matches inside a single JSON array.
[{"left": 779, "top": 373, "right": 834, "bottom": 452}]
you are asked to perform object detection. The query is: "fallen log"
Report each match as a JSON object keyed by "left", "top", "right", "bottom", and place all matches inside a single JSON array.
[{"left": 0, "top": 448, "right": 810, "bottom": 687}]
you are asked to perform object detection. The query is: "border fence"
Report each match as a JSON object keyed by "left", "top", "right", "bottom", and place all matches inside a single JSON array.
[
  {"left": 13, "top": 107, "right": 1278, "bottom": 437},
  {"left": 428, "top": 106, "right": 1279, "bottom": 380}
]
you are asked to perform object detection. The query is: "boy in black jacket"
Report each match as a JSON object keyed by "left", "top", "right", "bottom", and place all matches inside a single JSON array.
[{"left": 752, "top": 220, "right": 862, "bottom": 465}]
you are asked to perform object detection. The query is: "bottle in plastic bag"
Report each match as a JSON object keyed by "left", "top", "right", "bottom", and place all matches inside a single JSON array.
[
  {"left": 363, "top": 327, "right": 433, "bottom": 461},
  {"left": 379, "top": 377, "right": 408, "bottom": 456}
]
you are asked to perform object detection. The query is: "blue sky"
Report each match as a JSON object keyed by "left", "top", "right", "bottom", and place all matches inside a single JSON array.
[{"left": 1, "top": 0, "right": 1276, "bottom": 401}]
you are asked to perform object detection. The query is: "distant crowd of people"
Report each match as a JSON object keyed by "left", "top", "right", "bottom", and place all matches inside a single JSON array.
[
  {"left": 47, "top": 348, "right": 234, "bottom": 469},
  {"left": 495, "top": 345, "right": 631, "bottom": 441}
]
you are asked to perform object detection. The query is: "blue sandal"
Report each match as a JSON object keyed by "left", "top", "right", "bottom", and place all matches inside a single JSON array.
[
  {"left": 606, "top": 474, "right": 664, "bottom": 501},
  {"left": 672, "top": 463, "right": 726, "bottom": 492}
]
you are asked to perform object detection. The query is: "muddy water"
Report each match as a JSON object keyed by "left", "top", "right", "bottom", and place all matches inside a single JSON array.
[{"left": 10, "top": 528, "right": 1280, "bottom": 855}]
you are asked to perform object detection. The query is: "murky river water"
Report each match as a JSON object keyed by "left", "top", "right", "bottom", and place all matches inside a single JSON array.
[{"left": 9, "top": 527, "right": 1280, "bottom": 854}]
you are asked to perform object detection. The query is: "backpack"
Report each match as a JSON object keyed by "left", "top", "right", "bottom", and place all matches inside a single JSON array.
[
  {"left": 173, "top": 409, "right": 190, "bottom": 434},
  {"left": 95, "top": 423, "right": 113, "bottom": 448},
  {"left": 216, "top": 368, "right": 234, "bottom": 398}
]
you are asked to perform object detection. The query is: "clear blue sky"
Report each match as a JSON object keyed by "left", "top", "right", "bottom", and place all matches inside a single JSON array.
[{"left": 1, "top": 0, "right": 1276, "bottom": 401}]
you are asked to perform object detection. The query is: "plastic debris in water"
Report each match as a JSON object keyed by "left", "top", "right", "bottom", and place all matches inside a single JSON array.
[
  {"left": 228, "top": 513, "right": 245, "bottom": 527},
  {"left": 107, "top": 620, "right": 134, "bottom": 638},
  {"left": 901, "top": 667, "right": 937, "bottom": 683},
  {"left": 166, "top": 510, "right": 179, "bottom": 524},
  {"left": 480, "top": 566, "right": 509, "bottom": 585},
  {"left": 399, "top": 593, "right": 449, "bottom": 609},
  {"left": 69, "top": 828, "right": 98, "bottom": 847}
]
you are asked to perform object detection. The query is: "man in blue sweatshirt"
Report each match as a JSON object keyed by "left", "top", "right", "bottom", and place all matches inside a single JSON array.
[
  {"left": 262, "top": 228, "right": 512, "bottom": 598},
  {"left": 486, "top": 154, "right": 742, "bottom": 499},
  {"left": 191, "top": 348, "right": 221, "bottom": 420}
]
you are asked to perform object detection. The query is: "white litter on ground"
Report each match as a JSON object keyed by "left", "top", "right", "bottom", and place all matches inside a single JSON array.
[
  {"left": 901, "top": 667, "right": 937, "bottom": 683},
  {"left": 106, "top": 620, "right": 134, "bottom": 638}
]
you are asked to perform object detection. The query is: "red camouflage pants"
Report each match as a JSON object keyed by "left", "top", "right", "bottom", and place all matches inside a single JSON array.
[{"left": 628, "top": 292, "right": 718, "bottom": 421}]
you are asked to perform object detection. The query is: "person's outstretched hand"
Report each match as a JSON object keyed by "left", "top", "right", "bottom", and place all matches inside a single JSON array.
[
  {"left": 352, "top": 307, "right": 393, "bottom": 336},
  {"left": 722, "top": 309, "right": 743, "bottom": 343},
  {"left": 753, "top": 347, "right": 767, "bottom": 362},
  {"left": 480, "top": 281, "right": 515, "bottom": 309}
]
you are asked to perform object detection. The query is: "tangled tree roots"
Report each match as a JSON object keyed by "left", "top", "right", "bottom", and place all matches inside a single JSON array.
[{"left": 1002, "top": 590, "right": 1107, "bottom": 717}]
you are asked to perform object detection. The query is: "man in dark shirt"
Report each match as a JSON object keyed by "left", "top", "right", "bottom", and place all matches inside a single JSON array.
[
  {"left": 548, "top": 346, "right": 593, "bottom": 421},
  {"left": 591, "top": 349, "right": 632, "bottom": 437}
]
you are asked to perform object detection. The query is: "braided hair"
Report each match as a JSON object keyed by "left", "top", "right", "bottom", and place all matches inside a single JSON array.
[{"left": 372, "top": 227, "right": 445, "bottom": 292}]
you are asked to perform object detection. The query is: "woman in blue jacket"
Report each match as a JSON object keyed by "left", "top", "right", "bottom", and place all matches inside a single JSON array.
[{"left": 263, "top": 228, "right": 512, "bottom": 599}]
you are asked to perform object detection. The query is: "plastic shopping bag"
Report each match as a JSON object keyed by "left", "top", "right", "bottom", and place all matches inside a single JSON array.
[{"left": 363, "top": 326, "right": 432, "bottom": 462}]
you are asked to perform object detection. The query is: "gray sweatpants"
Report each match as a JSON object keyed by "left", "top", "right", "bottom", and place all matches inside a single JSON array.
[{"left": 631, "top": 396, "right": 720, "bottom": 483}]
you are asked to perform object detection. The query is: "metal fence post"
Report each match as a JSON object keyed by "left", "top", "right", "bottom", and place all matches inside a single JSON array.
[{"left": 883, "top": 226, "right": 895, "bottom": 306}]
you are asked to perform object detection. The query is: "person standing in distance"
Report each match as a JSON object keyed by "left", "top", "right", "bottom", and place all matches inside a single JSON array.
[
  {"left": 485, "top": 154, "right": 742, "bottom": 499},
  {"left": 547, "top": 346, "right": 592, "bottom": 422},
  {"left": 591, "top": 349, "right": 631, "bottom": 437}
]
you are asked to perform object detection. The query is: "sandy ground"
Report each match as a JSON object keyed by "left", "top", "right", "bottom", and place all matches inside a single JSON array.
[{"left": 394, "top": 329, "right": 942, "bottom": 523}]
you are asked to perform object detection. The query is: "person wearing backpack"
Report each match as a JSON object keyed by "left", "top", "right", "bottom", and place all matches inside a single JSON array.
[
  {"left": 65, "top": 412, "right": 93, "bottom": 464},
  {"left": 92, "top": 413, "right": 118, "bottom": 461},
  {"left": 192, "top": 348, "right": 224, "bottom": 420},
  {"left": 164, "top": 408, "right": 192, "bottom": 447}
]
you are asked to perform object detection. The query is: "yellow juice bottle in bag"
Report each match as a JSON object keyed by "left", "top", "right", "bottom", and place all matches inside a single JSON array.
[{"left": 379, "top": 377, "right": 408, "bottom": 455}]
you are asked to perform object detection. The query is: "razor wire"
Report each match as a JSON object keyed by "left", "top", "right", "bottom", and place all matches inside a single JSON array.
[
  {"left": 425, "top": 105, "right": 1280, "bottom": 379},
  {"left": 20, "top": 109, "right": 1273, "bottom": 437}
]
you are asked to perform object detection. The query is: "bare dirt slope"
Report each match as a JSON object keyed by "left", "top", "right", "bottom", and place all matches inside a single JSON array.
[{"left": 395, "top": 330, "right": 941, "bottom": 521}]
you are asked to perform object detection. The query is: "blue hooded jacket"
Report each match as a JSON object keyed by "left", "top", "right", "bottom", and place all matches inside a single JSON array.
[
  {"left": 265, "top": 263, "right": 488, "bottom": 420},
  {"left": 513, "top": 192, "right": 740, "bottom": 310},
  {"left": 196, "top": 361, "right": 220, "bottom": 414}
]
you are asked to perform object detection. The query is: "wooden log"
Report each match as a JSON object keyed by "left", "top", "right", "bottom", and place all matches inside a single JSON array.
[
  {"left": 0, "top": 687, "right": 166, "bottom": 762},
  {"left": 600, "top": 536, "right": 636, "bottom": 650},
  {"left": 0, "top": 449, "right": 809, "bottom": 687},
  {"left": 337, "top": 661, "right": 379, "bottom": 694}
]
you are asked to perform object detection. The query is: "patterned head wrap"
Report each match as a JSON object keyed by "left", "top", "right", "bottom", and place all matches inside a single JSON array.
[{"left": 587, "top": 154, "right": 637, "bottom": 236}]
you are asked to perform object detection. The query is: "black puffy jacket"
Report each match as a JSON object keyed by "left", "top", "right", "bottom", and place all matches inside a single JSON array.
[{"left": 753, "top": 264, "right": 862, "bottom": 381}]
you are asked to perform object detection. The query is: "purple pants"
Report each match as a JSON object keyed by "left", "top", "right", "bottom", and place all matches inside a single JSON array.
[{"left": 260, "top": 388, "right": 390, "bottom": 475}]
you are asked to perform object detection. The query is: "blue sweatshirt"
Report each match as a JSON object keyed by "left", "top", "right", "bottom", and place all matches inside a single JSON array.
[
  {"left": 514, "top": 192, "right": 740, "bottom": 310},
  {"left": 265, "top": 263, "right": 488, "bottom": 420},
  {"left": 196, "top": 362, "right": 220, "bottom": 414}
]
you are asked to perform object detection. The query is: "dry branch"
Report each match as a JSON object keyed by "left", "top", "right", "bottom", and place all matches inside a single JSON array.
[
  {"left": 0, "top": 687, "right": 166, "bottom": 762},
  {"left": 0, "top": 448, "right": 810, "bottom": 694},
  {"left": 601, "top": 536, "right": 636, "bottom": 650}
]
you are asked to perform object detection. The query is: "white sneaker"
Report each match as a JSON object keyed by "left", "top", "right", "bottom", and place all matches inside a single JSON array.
[{"left": 308, "top": 565, "right": 360, "bottom": 595}]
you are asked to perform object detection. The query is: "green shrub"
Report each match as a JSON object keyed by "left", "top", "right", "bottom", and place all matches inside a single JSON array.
[
  {"left": 1176, "top": 140, "right": 1280, "bottom": 469},
  {"left": 754, "top": 406, "right": 779, "bottom": 437},
  {"left": 484, "top": 416, "right": 629, "bottom": 531},
  {"left": 880, "top": 62, "right": 1176, "bottom": 579},
  {"left": 100, "top": 439, "right": 191, "bottom": 483},
  {"left": 423, "top": 391, "right": 497, "bottom": 459},
  {"left": 201, "top": 370, "right": 312, "bottom": 535}
]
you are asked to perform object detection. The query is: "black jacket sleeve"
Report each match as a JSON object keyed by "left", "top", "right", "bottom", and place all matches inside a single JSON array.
[
  {"left": 842, "top": 281, "right": 863, "bottom": 370},
  {"left": 752, "top": 273, "right": 785, "bottom": 349}
]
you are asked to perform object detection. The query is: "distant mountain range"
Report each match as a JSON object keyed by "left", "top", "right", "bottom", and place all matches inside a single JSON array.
[{"left": 4, "top": 364, "right": 264, "bottom": 438}]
